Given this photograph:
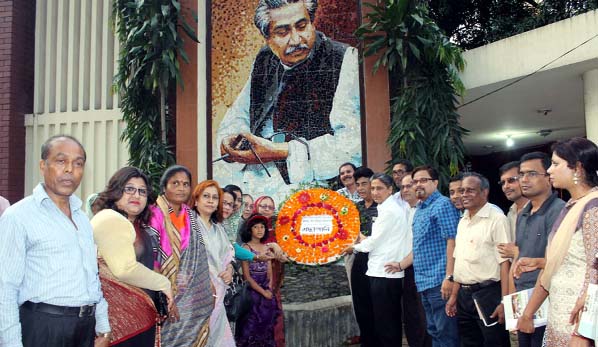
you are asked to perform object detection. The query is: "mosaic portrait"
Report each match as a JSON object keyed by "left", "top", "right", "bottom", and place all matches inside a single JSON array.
[{"left": 210, "top": 0, "right": 363, "bottom": 204}]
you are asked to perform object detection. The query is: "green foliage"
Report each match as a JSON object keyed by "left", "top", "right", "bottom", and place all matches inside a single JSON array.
[
  {"left": 428, "top": 0, "right": 598, "bottom": 49},
  {"left": 355, "top": 0, "right": 468, "bottom": 190},
  {"left": 112, "top": 0, "right": 198, "bottom": 192}
]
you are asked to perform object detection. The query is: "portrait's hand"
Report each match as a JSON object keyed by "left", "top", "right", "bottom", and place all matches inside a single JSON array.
[
  {"left": 263, "top": 290, "right": 273, "bottom": 300},
  {"left": 220, "top": 133, "right": 288, "bottom": 164},
  {"left": 497, "top": 243, "right": 519, "bottom": 259},
  {"left": 490, "top": 303, "right": 505, "bottom": 324},
  {"left": 513, "top": 257, "right": 542, "bottom": 279},
  {"left": 569, "top": 335, "right": 592, "bottom": 347},
  {"left": 445, "top": 296, "right": 457, "bottom": 317}
]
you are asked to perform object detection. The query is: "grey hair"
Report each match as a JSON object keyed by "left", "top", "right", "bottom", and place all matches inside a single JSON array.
[
  {"left": 254, "top": 0, "right": 318, "bottom": 38},
  {"left": 370, "top": 173, "right": 394, "bottom": 188},
  {"left": 462, "top": 172, "right": 490, "bottom": 191}
]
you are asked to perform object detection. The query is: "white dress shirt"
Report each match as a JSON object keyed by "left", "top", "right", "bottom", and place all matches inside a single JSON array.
[{"left": 354, "top": 195, "right": 411, "bottom": 279}]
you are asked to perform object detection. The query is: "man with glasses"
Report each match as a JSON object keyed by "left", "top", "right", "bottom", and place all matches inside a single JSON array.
[
  {"left": 391, "top": 159, "right": 413, "bottom": 206},
  {"left": 496, "top": 161, "right": 528, "bottom": 260},
  {"left": 411, "top": 165, "right": 461, "bottom": 347},
  {"left": 511, "top": 152, "right": 564, "bottom": 347}
]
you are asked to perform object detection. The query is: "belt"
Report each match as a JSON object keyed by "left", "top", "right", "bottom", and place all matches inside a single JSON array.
[
  {"left": 21, "top": 301, "right": 96, "bottom": 317},
  {"left": 460, "top": 280, "right": 499, "bottom": 293}
]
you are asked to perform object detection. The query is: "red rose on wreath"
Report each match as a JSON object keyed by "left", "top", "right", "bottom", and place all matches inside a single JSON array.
[
  {"left": 298, "top": 192, "right": 311, "bottom": 204},
  {"left": 278, "top": 216, "right": 290, "bottom": 225}
]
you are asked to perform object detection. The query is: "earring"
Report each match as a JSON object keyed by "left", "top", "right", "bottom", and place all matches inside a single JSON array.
[{"left": 573, "top": 172, "right": 580, "bottom": 185}]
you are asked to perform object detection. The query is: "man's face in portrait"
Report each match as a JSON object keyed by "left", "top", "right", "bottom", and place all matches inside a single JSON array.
[{"left": 266, "top": 2, "right": 316, "bottom": 67}]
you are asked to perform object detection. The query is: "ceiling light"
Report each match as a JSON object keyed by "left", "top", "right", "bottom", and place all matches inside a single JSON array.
[{"left": 506, "top": 136, "right": 514, "bottom": 147}]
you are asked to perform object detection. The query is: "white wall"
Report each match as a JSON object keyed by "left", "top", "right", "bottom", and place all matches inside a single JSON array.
[{"left": 27, "top": 0, "right": 128, "bottom": 202}]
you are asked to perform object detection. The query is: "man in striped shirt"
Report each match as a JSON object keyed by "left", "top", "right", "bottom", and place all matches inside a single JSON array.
[{"left": 0, "top": 135, "right": 110, "bottom": 347}]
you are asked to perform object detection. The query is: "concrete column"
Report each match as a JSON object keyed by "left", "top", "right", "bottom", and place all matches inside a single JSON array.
[{"left": 583, "top": 69, "right": 598, "bottom": 144}]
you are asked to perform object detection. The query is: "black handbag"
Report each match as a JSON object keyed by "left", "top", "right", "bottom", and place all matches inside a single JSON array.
[{"left": 223, "top": 261, "right": 253, "bottom": 322}]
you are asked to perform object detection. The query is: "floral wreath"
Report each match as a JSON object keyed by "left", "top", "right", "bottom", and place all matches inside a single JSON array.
[{"left": 275, "top": 188, "right": 360, "bottom": 265}]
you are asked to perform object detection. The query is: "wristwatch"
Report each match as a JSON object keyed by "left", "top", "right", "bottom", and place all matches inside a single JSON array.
[{"left": 445, "top": 275, "right": 454, "bottom": 282}]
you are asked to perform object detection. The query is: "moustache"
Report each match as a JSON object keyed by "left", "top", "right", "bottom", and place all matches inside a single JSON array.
[{"left": 285, "top": 44, "right": 310, "bottom": 55}]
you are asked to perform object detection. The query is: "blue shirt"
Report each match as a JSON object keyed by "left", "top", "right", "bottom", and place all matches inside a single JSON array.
[
  {"left": 0, "top": 184, "right": 110, "bottom": 347},
  {"left": 412, "top": 190, "right": 460, "bottom": 292}
]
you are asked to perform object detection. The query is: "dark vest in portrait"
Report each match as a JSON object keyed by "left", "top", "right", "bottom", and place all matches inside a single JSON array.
[{"left": 248, "top": 31, "right": 349, "bottom": 183}]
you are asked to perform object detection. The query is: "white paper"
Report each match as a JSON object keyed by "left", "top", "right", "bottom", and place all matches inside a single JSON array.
[
  {"left": 503, "top": 288, "right": 549, "bottom": 331},
  {"left": 299, "top": 215, "right": 333, "bottom": 236},
  {"left": 578, "top": 283, "right": 598, "bottom": 340}
]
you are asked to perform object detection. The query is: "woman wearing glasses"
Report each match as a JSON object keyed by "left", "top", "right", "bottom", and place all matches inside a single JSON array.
[
  {"left": 189, "top": 180, "right": 236, "bottom": 346},
  {"left": 90, "top": 167, "right": 173, "bottom": 346},
  {"left": 516, "top": 137, "right": 598, "bottom": 346},
  {"left": 147, "top": 165, "right": 213, "bottom": 347}
]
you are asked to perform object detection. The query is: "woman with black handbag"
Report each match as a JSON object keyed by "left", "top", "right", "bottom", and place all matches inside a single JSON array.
[{"left": 235, "top": 214, "right": 280, "bottom": 347}]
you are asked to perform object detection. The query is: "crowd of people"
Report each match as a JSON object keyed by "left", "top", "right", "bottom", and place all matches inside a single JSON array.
[{"left": 0, "top": 134, "right": 597, "bottom": 347}]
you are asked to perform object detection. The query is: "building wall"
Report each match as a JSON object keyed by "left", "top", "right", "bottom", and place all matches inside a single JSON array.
[
  {"left": 25, "top": 0, "right": 128, "bottom": 204},
  {"left": 0, "top": 0, "right": 35, "bottom": 204}
]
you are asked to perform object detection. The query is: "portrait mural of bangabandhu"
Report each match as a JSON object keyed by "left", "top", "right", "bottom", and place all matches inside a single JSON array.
[{"left": 211, "top": 0, "right": 362, "bottom": 204}]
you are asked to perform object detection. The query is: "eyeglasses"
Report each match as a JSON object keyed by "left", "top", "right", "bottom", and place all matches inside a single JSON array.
[
  {"left": 223, "top": 201, "right": 234, "bottom": 208},
  {"left": 498, "top": 176, "right": 519, "bottom": 186},
  {"left": 392, "top": 169, "right": 406, "bottom": 176},
  {"left": 123, "top": 186, "right": 148, "bottom": 197},
  {"left": 258, "top": 204, "right": 275, "bottom": 211},
  {"left": 401, "top": 183, "right": 413, "bottom": 190},
  {"left": 412, "top": 177, "right": 433, "bottom": 185},
  {"left": 518, "top": 171, "right": 549, "bottom": 179}
]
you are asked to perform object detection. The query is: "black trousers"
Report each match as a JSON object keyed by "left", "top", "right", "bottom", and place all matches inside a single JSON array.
[
  {"left": 19, "top": 304, "right": 96, "bottom": 347},
  {"left": 351, "top": 253, "right": 381, "bottom": 347},
  {"left": 517, "top": 326, "right": 546, "bottom": 347},
  {"left": 457, "top": 282, "right": 510, "bottom": 347},
  {"left": 370, "top": 276, "right": 403, "bottom": 347},
  {"left": 403, "top": 267, "right": 433, "bottom": 347}
]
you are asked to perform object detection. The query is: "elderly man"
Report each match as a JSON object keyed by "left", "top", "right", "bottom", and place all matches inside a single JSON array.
[
  {"left": 0, "top": 135, "right": 110, "bottom": 347},
  {"left": 446, "top": 173, "right": 511, "bottom": 347},
  {"left": 215, "top": 0, "right": 361, "bottom": 203}
]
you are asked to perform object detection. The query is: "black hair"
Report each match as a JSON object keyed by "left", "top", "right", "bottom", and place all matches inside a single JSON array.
[
  {"left": 370, "top": 173, "right": 394, "bottom": 188},
  {"left": 449, "top": 172, "right": 464, "bottom": 183},
  {"left": 41, "top": 135, "right": 87, "bottom": 161},
  {"left": 462, "top": 171, "right": 490, "bottom": 191},
  {"left": 240, "top": 214, "right": 270, "bottom": 243},
  {"left": 498, "top": 161, "right": 520, "bottom": 176},
  {"left": 353, "top": 167, "right": 374, "bottom": 182},
  {"left": 92, "top": 167, "right": 154, "bottom": 224},
  {"left": 392, "top": 159, "right": 414, "bottom": 173},
  {"left": 224, "top": 184, "right": 243, "bottom": 195},
  {"left": 222, "top": 187, "right": 237, "bottom": 203},
  {"left": 338, "top": 162, "right": 357, "bottom": 173},
  {"left": 159, "top": 165, "right": 192, "bottom": 194},
  {"left": 552, "top": 137, "right": 598, "bottom": 187},
  {"left": 520, "top": 151, "right": 551, "bottom": 171},
  {"left": 412, "top": 165, "right": 439, "bottom": 180}
]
